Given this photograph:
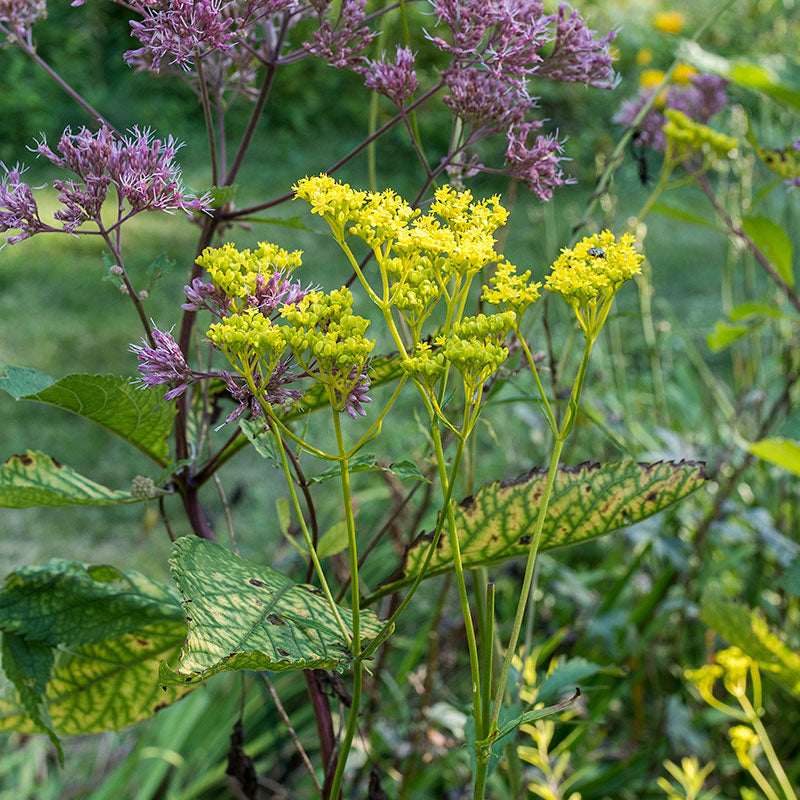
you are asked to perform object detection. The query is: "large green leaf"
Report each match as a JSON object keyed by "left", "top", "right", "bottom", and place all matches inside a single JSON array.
[
  {"left": 0, "top": 560, "right": 184, "bottom": 644},
  {"left": 0, "top": 368, "right": 176, "bottom": 463},
  {"left": 160, "top": 538, "right": 384, "bottom": 685},
  {"left": 741, "top": 216, "right": 794, "bottom": 287},
  {"left": 701, "top": 593, "right": 800, "bottom": 698},
  {"left": 748, "top": 437, "right": 800, "bottom": 477},
  {"left": 0, "top": 560, "right": 190, "bottom": 734},
  {"left": 0, "top": 628, "right": 190, "bottom": 735},
  {"left": 372, "top": 460, "right": 706, "bottom": 600},
  {"left": 0, "top": 450, "right": 141, "bottom": 507}
]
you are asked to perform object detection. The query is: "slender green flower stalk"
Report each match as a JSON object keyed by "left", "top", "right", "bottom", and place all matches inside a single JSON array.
[{"left": 686, "top": 647, "right": 797, "bottom": 800}]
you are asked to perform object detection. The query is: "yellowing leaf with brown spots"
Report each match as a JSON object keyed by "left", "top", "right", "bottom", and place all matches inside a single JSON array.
[
  {"left": 0, "top": 560, "right": 190, "bottom": 734},
  {"left": 160, "top": 538, "right": 385, "bottom": 685},
  {"left": 0, "top": 450, "right": 140, "bottom": 507},
  {"left": 372, "top": 460, "right": 706, "bottom": 600}
]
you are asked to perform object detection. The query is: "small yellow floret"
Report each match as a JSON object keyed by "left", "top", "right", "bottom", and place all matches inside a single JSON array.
[
  {"left": 663, "top": 109, "right": 738, "bottom": 163},
  {"left": 729, "top": 725, "right": 759, "bottom": 769},
  {"left": 482, "top": 262, "right": 541, "bottom": 321},
  {"left": 636, "top": 47, "right": 653, "bottom": 67},
  {"left": 672, "top": 63, "right": 698, "bottom": 86}
]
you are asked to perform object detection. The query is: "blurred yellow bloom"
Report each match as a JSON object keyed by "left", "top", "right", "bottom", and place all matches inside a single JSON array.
[
  {"left": 609, "top": 45, "right": 621, "bottom": 61},
  {"left": 640, "top": 69, "right": 666, "bottom": 90},
  {"left": 636, "top": 47, "right": 653, "bottom": 66},
  {"left": 672, "top": 63, "right": 698, "bottom": 85},
  {"left": 653, "top": 10, "right": 685, "bottom": 34}
]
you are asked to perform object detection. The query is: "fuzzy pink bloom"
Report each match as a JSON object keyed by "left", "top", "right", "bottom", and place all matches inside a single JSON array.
[
  {"left": 304, "top": 0, "right": 374, "bottom": 69},
  {"left": 124, "top": 0, "right": 236, "bottom": 72},
  {"left": 130, "top": 325, "right": 194, "bottom": 401},
  {"left": 0, "top": 163, "right": 45, "bottom": 246},
  {"left": 0, "top": 0, "right": 46, "bottom": 37},
  {"left": 505, "top": 125, "right": 574, "bottom": 201},
  {"left": 364, "top": 46, "right": 418, "bottom": 106}
]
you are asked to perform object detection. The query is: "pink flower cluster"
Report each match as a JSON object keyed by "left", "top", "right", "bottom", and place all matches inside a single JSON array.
[{"left": 0, "top": 126, "right": 208, "bottom": 246}]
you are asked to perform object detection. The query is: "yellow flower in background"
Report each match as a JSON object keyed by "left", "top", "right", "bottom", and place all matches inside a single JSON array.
[
  {"left": 653, "top": 10, "right": 685, "bottom": 34},
  {"left": 609, "top": 45, "right": 621, "bottom": 61},
  {"left": 640, "top": 69, "right": 666, "bottom": 91},
  {"left": 672, "top": 62, "right": 698, "bottom": 85},
  {"left": 636, "top": 47, "right": 653, "bottom": 67},
  {"left": 639, "top": 69, "right": 667, "bottom": 107}
]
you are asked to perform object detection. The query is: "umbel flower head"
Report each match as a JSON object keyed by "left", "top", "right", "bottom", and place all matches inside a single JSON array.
[
  {"left": 545, "top": 231, "right": 642, "bottom": 339},
  {"left": 662, "top": 108, "right": 738, "bottom": 167}
]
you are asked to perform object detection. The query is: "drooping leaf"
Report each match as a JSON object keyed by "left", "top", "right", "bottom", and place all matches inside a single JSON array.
[
  {"left": 741, "top": 216, "right": 794, "bottom": 287},
  {"left": 316, "top": 521, "right": 349, "bottom": 560},
  {"left": 0, "top": 560, "right": 190, "bottom": 734},
  {"left": 0, "top": 451, "right": 142, "bottom": 507},
  {"left": 707, "top": 320, "right": 750, "bottom": 352},
  {"left": 0, "top": 560, "right": 184, "bottom": 645},
  {"left": 537, "top": 657, "right": 606, "bottom": 703},
  {"left": 748, "top": 437, "right": 800, "bottom": 477},
  {"left": 0, "top": 628, "right": 190, "bottom": 735},
  {"left": 160, "top": 537, "right": 384, "bottom": 685},
  {"left": 1, "top": 633, "right": 62, "bottom": 761},
  {"left": 372, "top": 461, "right": 706, "bottom": 600},
  {"left": 701, "top": 593, "right": 800, "bottom": 698},
  {"left": 0, "top": 368, "right": 176, "bottom": 463}
]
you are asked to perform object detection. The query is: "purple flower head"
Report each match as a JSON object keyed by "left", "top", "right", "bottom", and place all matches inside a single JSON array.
[
  {"left": 537, "top": 4, "right": 619, "bottom": 89},
  {"left": 443, "top": 64, "right": 534, "bottom": 131},
  {"left": 614, "top": 73, "right": 728, "bottom": 152},
  {"left": 340, "top": 365, "right": 371, "bottom": 419},
  {"left": 182, "top": 277, "right": 230, "bottom": 317},
  {"left": 219, "top": 360, "right": 303, "bottom": 425},
  {"left": 248, "top": 270, "right": 311, "bottom": 315},
  {"left": 304, "top": 0, "right": 375, "bottom": 69},
  {"left": 505, "top": 125, "right": 574, "bottom": 201},
  {"left": 32, "top": 126, "right": 208, "bottom": 231},
  {"left": 364, "top": 46, "right": 418, "bottom": 106},
  {"left": 0, "top": 0, "right": 46, "bottom": 38},
  {"left": 0, "top": 163, "right": 44, "bottom": 246},
  {"left": 109, "top": 126, "right": 209, "bottom": 214},
  {"left": 124, "top": 0, "right": 237, "bottom": 72},
  {"left": 130, "top": 324, "right": 194, "bottom": 401}
]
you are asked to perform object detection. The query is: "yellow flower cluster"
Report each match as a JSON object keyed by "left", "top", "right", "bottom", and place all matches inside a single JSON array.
[
  {"left": 545, "top": 232, "right": 642, "bottom": 339},
  {"left": 196, "top": 241, "right": 302, "bottom": 310},
  {"left": 207, "top": 307, "right": 287, "bottom": 362},
  {"left": 482, "top": 262, "right": 541, "bottom": 322},
  {"left": 294, "top": 175, "right": 512, "bottom": 329},
  {"left": 401, "top": 340, "right": 446, "bottom": 389},
  {"left": 280, "top": 287, "right": 374, "bottom": 380},
  {"left": 663, "top": 109, "right": 738, "bottom": 164}
]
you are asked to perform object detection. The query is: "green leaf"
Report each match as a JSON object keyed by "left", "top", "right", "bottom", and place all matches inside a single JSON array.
[
  {"left": 0, "top": 628, "right": 190, "bottom": 735},
  {"left": 309, "top": 455, "right": 429, "bottom": 484},
  {"left": 207, "top": 184, "right": 238, "bottom": 208},
  {"left": 160, "top": 538, "right": 384, "bottom": 684},
  {"left": 0, "top": 451, "right": 142, "bottom": 508},
  {"left": 495, "top": 690, "right": 581, "bottom": 742},
  {"left": 728, "top": 302, "right": 792, "bottom": 322},
  {"left": 146, "top": 252, "right": 175, "bottom": 280},
  {"left": 0, "top": 368, "right": 176, "bottom": 463},
  {"left": 1, "top": 633, "right": 62, "bottom": 762},
  {"left": 317, "top": 521, "right": 349, "bottom": 560},
  {"left": 0, "top": 560, "right": 190, "bottom": 734},
  {"left": 741, "top": 216, "right": 794, "bottom": 287},
  {"left": 372, "top": 461, "right": 706, "bottom": 600},
  {"left": 0, "top": 560, "right": 185, "bottom": 645},
  {"left": 650, "top": 203, "right": 719, "bottom": 230},
  {"left": 701, "top": 593, "right": 800, "bottom": 698},
  {"left": 239, "top": 418, "right": 277, "bottom": 460},
  {"left": 235, "top": 215, "right": 316, "bottom": 231},
  {"left": 748, "top": 437, "right": 800, "bottom": 476},
  {"left": 537, "top": 657, "right": 605, "bottom": 702},
  {"left": 706, "top": 320, "right": 750, "bottom": 352}
]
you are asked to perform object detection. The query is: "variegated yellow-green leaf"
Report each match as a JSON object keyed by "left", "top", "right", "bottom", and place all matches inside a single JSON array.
[
  {"left": 0, "top": 451, "right": 141, "bottom": 507},
  {"left": 700, "top": 593, "right": 800, "bottom": 698},
  {"left": 0, "top": 368, "right": 176, "bottom": 463},
  {"left": 0, "top": 628, "right": 190, "bottom": 734},
  {"left": 0, "top": 560, "right": 185, "bottom": 644},
  {"left": 372, "top": 460, "right": 706, "bottom": 600},
  {"left": 0, "top": 560, "right": 190, "bottom": 734},
  {"left": 161, "top": 538, "right": 384, "bottom": 685}
]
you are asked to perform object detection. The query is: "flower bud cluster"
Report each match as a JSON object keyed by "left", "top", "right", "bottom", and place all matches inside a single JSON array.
[
  {"left": 482, "top": 262, "right": 542, "bottom": 322},
  {"left": 663, "top": 109, "right": 738, "bottom": 165}
]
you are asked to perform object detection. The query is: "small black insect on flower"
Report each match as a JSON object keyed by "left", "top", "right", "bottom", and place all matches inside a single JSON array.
[{"left": 587, "top": 247, "right": 606, "bottom": 259}]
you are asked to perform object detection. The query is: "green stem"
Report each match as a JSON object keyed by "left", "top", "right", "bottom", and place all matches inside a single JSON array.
[
  {"left": 327, "top": 409, "right": 364, "bottom": 800},
  {"left": 268, "top": 416, "right": 351, "bottom": 644},
  {"left": 518, "top": 329, "right": 557, "bottom": 435},
  {"left": 742, "top": 696, "right": 797, "bottom": 800}
]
